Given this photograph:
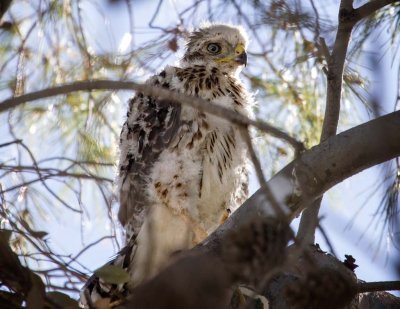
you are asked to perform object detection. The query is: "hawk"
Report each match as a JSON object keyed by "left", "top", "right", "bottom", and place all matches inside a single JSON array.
[{"left": 81, "top": 23, "right": 252, "bottom": 307}]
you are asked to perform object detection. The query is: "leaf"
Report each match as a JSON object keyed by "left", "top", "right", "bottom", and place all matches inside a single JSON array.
[
  {"left": 94, "top": 265, "right": 129, "bottom": 285},
  {"left": 47, "top": 292, "right": 79, "bottom": 309}
]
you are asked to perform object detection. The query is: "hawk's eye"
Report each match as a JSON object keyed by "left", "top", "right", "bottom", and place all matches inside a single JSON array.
[{"left": 207, "top": 43, "right": 221, "bottom": 54}]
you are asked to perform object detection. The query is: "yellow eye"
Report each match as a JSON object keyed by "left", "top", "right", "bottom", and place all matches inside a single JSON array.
[{"left": 207, "top": 43, "right": 221, "bottom": 54}]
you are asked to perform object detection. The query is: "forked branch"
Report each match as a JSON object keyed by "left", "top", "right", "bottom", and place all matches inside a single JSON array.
[{"left": 297, "top": 0, "right": 400, "bottom": 243}]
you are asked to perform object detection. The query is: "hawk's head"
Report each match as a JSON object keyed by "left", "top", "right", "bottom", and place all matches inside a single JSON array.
[{"left": 183, "top": 23, "right": 249, "bottom": 73}]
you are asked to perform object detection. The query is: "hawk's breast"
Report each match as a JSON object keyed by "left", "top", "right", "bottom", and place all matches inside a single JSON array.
[{"left": 164, "top": 64, "right": 250, "bottom": 233}]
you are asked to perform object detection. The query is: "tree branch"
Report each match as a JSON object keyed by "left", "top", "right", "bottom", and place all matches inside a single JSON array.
[
  {"left": 0, "top": 139, "right": 22, "bottom": 148},
  {"left": 354, "top": 0, "right": 400, "bottom": 22},
  {"left": 298, "top": 0, "right": 400, "bottom": 244},
  {"left": 126, "top": 111, "right": 400, "bottom": 308},
  {"left": 240, "top": 127, "right": 284, "bottom": 216},
  {"left": 321, "top": 1, "right": 353, "bottom": 140},
  {"left": 358, "top": 281, "right": 400, "bottom": 293},
  {"left": 202, "top": 110, "right": 400, "bottom": 252},
  {"left": 297, "top": 0, "right": 355, "bottom": 243},
  {"left": 0, "top": 80, "right": 304, "bottom": 152}
]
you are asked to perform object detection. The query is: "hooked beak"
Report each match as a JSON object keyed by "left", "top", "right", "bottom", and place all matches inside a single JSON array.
[
  {"left": 216, "top": 43, "right": 248, "bottom": 66},
  {"left": 234, "top": 43, "right": 247, "bottom": 67},
  {"left": 235, "top": 52, "right": 247, "bottom": 66}
]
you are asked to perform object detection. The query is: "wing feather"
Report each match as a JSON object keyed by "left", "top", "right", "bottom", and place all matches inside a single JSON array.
[
  {"left": 80, "top": 69, "right": 181, "bottom": 307},
  {"left": 118, "top": 69, "right": 181, "bottom": 240}
]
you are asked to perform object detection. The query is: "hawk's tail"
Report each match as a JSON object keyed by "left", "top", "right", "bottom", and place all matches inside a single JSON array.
[{"left": 79, "top": 241, "right": 135, "bottom": 308}]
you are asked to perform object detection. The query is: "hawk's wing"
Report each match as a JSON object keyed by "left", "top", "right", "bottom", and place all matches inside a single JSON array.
[
  {"left": 118, "top": 69, "right": 181, "bottom": 238},
  {"left": 80, "top": 69, "right": 181, "bottom": 307}
]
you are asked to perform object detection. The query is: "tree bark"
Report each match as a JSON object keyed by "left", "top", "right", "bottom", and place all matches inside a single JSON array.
[{"left": 202, "top": 110, "right": 400, "bottom": 252}]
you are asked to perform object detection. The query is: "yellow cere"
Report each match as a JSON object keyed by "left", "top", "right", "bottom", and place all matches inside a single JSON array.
[
  {"left": 234, "top": 43, "right": 245, "bottom": 55},
  {"left": 217, "top": 43, "right": 245, "bottom": 63}
]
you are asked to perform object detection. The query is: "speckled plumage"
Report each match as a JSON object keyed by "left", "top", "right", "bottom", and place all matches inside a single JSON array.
[{"left": 80, "top": 23, "right": 252, "bottom": 307}]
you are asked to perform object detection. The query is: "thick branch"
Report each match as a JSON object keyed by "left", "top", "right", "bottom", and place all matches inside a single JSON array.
[
  {"left": 0, "top": 80, "right": 303, "bottom": 152},
  {"left": 202, "top": 110, "right": 400, "bottom": 251},
  {"left": 354, "top": 0, "right": 400, "bottom": 22},
  {"left": 358, "top": 281, "right": 400, "bottom": 293}
]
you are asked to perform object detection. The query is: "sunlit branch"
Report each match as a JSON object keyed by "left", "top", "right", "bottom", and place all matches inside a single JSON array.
[
  {"left": 0, "top": 80, "right": 304, "bottom": 152},
  {"left": 202, "top": 110, "right": 400, "bottom": 251}
]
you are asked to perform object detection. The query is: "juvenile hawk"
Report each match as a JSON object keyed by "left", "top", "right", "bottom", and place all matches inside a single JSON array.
[{"left": 81, "top": 23, "right": 252, "bottom": 307}]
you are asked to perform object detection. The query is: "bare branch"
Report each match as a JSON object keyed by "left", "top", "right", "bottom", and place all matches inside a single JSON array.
[
  {"left": 0, "top": 80, "right": 304, "bottom": 151},
  {"left": 202, "top": 110, "right": 400, "bottom": 251},
  {"left": 354, "top": 0, "right": 400, "bottom": 22},
  {"left": 297, "top": 0, "right": 400, "bottom": 244},
  {"left": 298, "top": 0, "right": 354, "bottom": 243},
  {"left": 240, "top": 127, "right": 284, "bottom": 217},
  {"left": 0, "top": 139, "right": 22, "bottom": 148},
  {"left": 321, "top": 1, "right": 354, "bottom": 140}
]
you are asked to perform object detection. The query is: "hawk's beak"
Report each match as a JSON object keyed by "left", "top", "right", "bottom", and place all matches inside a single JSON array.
[
  {"left": 235, "top": 52, "right": 247, "bottom": 66},
  {"left": 234, "top": 44, "right": 247, "bottom": 67}
]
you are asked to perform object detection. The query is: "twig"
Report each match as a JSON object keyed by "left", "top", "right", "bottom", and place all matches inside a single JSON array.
[
  {"left": 317, "top": 220, "right": 337, "bottom": 257},
  {"left": 319, "top": 37, "right": 331, "bottom": 60},
  {"left": 0, "top": 139, "right": 22, "bottom": 148},
  {"left": 240, "top": 127, "right": 285, "bottom": 217},
  {"left": 0, "top": 164, "right": 113, "bottom": 183},
  {"left": 309, "top": 0, "right": 321, "bottom": 43},
  {"left": 0, "top": 80, "right": 304, "bottom": 152}
]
